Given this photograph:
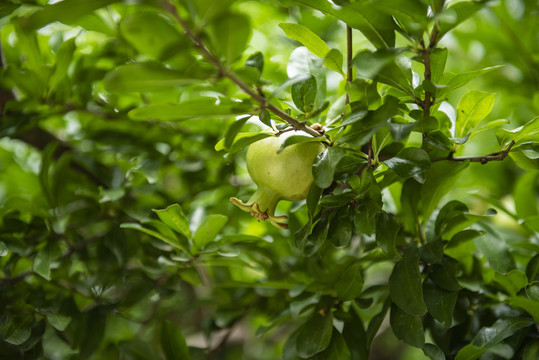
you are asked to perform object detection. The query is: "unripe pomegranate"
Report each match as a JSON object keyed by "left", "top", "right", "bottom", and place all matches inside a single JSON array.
[{"left": 231, "top": 130, "right": 325, "bottom": 229}]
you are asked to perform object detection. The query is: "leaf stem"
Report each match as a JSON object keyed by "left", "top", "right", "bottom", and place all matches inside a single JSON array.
[
  {"left": 168, "top": 3, "right": 321, "bottom": 137},
  {"left": 432, "top": 140, "right": 516, "bottom": 164}
]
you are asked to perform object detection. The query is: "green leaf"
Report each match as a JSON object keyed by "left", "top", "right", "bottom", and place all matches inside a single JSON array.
[
  {"left": 193, "top": 214, "right": 228, "bottom": 250},
  {"left": 223, "top": 116, "right": 251, "bottom": 150},
  {"left": 104, "top": 63, "right": 200, "bottom": 93},
  {"left": 121, "top": 11, "right": 185, "bottom": 60},
  {"left": 340, "top": 96, "right": 400, "bottom": 146},
  {"left": 469, "top": 119, "right": 510, "bottom": 139},
  {"left": 474, "top": 224, "right": 514, "bottom": 273},
  {"left": 21, "top": 0, "right": 119, "bottom": 31},
  {"left": 296, "top": 312, "right": 334, "bottom": 358},
  {"left": 289, "top": 0, "right": 396, "bottom": 48},
  {"left": 366, "top": 297, "right": 391, "bottom": 348},
  {"left": 33, "top": 245, "right": 54, "bottom": 280},
  {"left": 245, "top": 52, "right": 264, "bottom": 74},
  {"left": 514, "top": 172, "right": 539, "bottom": 219},
  {"left": 160, "top": 320, "right": 191, "bottom": 360},
  {"left": 493, "top": 270, "right": 528, "bottom": 296},
  {"left": 128, "top": 99, "right": 254, "bottom": 122},
  {"left": 212, "top": 12, "right": 251, "bottom": 64},
  {"left": 471, "top": 318, "right": 533, "bottom": 348},
  {"left": 423, "top": 282, "right": 457, "bottom": 327},
  {"left": 291, "top": 75, "right": 317, "bottom": 112},
  {"left": 279, "top": 23, "right": 330, "bottom": 58},
  {"left": 46, "top": 313, "right": 71, "bottom": 332},
  {"left": 313, "top": 146, "right": 346, "bottom": 188},
  {"left": 455, "top": 90, "right": 496, "bottom": 138},
  {"left": 389, "top": 245, "right": 427, "bottom": 316},
  {"left": 455, "top": 344, "right": 486, "bottom": 360},
  {"left": 311, "top": 331, "right": 352, "bottom": 360},
  {"left": 384, "top": 147, "right": 431, "bottom": 183},
  {"left": 508, "top": 297, "right": 539, "bottom": 323},
  {"left": 0, "top": 241, "right": 7, "bottom": 257},
  {"left": 390, "top": 303, "right": 425, "bottom": 348},
  {"left": 335, "top": 263, "right": 364, "bottom": 301},
  {"left": 422, "top": 343, "right": 445, "bottom": 360},
  {"left": 121, "top": 223, "right": 188, "bottom": 253},
  {"left": 352, "top": 48, "right": 402, "bottom": 79},
  {"left": 387, "top": 116, "right": 416, "bottom": 141},
  {"left": 278, "top": 135, "right": 328, "bottom": 154},
  {"left": 327, "top": 215, "right": 353, "bottom": 248},
  {"left": 438, "top": 66, "right": 503, "bottom": 98},
  {"left": 526, "top": 255, "right": 539, "bottom": 282},
  {"left": 421, "top": 160, "right": 470, "bottom": 221},
  {"left": 5, "top": 324, "right": 31, "bottom": 346},
  {"left": 80, "top": 308, "right": 107, "bottom": 359},
  {"left": 375, "top": 211, "right": 401, "bottom": 259},
  {"left": 48, "top": 37, "right": 76, "bottom": 94},
  {"left": 342, "top": 310, "right": 368, "bottom": 360},
  {"left": 376, "top": 55, "right": 414, "bottom": 97},
  {"left": 215, "top": 132, "right": 274, "bottom": 153},
  {"left": 438, "top": 1, "right": 484, "bottom": 39},
  {"left": 153, "top": 204, "right": 191, "bottom": 238},
  {"left": 430, "top": 48, "right": 448, "bottom": 83},
  {"left": 324, "top": 48, "right": 345, "bottom": 76},
  {"left": 118, "top": 340, "right": 161, "bottom": 360}
]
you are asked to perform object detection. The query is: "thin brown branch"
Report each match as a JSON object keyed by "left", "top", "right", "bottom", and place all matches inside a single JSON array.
[
  {"left": 346, "top": 25, "right": 353, "bottom": 106},
  {"left": 367, "top": 138, "right": 373, "bottom": 167},
  {"left": 167, "top": 3, "right": 321, "bottom": 137},
  {"left": 432, "top": 141, "right": 516, "bottom": 164}
]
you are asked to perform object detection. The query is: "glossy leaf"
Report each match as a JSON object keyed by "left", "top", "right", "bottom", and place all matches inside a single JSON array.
[
  {"left": 296, "top": 312, "right": 334, "bottom": 358},
  {"left": 104, "top": 63, "right": 200, "bottom": 93},
  {"left": 290, "top": 0, "right": 396, "bottom": 48},
  {"left": 161, "top": 320, "right": 191, "bottom": 360},
  {"left": 121, "top": 11, "right": 185, "bottom": 60},
  {"left": 21, "top": 0, "right": 118, "bottom": 31},
  {"left": 389, "top": 245, "right": 427, "bottom": 316},
  {"left": 291, "top": 75, "right": 317, "bottom": 112},
  {"left": 455, "top": 90, "right": 496, "bottom": 138},
  {"left": 384, "top": 147, "right": 431, "bottom": 183},
  {"left": 421, "top": 161, "right": 470, "bottom": 221},
  {"left": 335, "top": 263, "right": 364, "bottom": 301},
  {"left": 212, "top": 12, "right": 251, "bottom": 64},
  {"left": 193, "top": 214, "right": 228, "bottom": 250},
  {"left": 423, "top": 282, "right": 457, "bottom": 327},
  {"left": 324, "top": 48, "right": 345, "bottom": 76},
  {"left": 279, "top": 23, "right": 330, "bottom": 58},
  {"left": 313, "top": 146, "right": 346, "bottom": 188},
  {"left": 390, "top": 304, "right": 425, "bottom": 348},
  {"left": 375, "top": 211, "right": 400, "bottom": 259},
  {"left": 153, "top": 204, "right": 191, "bottom": 238},
  {"left": 311, "top": 331, "right": 352, "bottom": 360}
]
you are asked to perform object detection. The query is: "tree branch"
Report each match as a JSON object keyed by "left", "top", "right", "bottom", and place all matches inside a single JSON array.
[
  {"left": 346, "top": 25, "right": 353, "bottom": 106},
  {"left": 166, "top": 3, "right": 321, "bottom": 137},
  {"left": 432, "top": 141, "right": 516, "bottom": 164}
]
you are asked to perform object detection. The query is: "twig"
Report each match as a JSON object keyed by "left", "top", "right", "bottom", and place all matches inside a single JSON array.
[
  {"left": 418, "top": 0, "right": 445, "bottom": 119},
  {"left": 432, "top": 141, "right": 516, "bottom": 164},
  {"left": 166, "top": 3, "right": 321, "bottom": 138},
  {"left": 346, "top": 25, "right": 353, "bottom": 106}
]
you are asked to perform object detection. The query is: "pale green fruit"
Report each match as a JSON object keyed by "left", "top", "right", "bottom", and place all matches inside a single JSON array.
[{"left": 231, "top": 130, "right": 325, "bottom": 229}]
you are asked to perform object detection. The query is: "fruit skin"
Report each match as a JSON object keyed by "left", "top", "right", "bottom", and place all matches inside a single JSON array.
[{"left": 230, "top": 130, "right": 325, "bottom": 229}]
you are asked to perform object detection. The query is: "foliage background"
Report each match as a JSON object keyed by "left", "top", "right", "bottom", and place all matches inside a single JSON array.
[{"left": 0, "top": 0, "right": 538, "bottom": 359}]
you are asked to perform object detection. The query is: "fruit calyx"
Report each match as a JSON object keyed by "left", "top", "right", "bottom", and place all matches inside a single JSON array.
[{"left": 230, "top": 185, "right": 288, "bottom": 229}]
